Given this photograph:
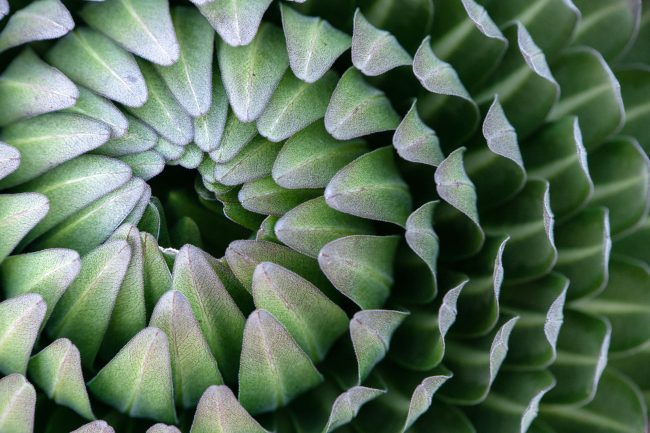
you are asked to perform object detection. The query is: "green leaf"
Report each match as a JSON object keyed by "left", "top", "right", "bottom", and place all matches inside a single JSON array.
[
  {"left": 147, "top": 425, "right": 180, "bottom": 433},
  {"left": 95, "top": 116, "right": 157, "bottom": 157},
  {"left": 32, "top": 178, "right": 147, "bottom": 255},
  {"left": 0, "top": 48, "right": 78, "bottom": 126},
  {"left": 252, "top": 262, "right": 348, "bottom": 362},
  {"left": 554, "top": 208, "right": 611, "bottom": 300},
  {"left": 325, "top": 146, "right": 411, "bottom": 226},
  {"left": 0, "top": 193, "right": 49, "bottom": 262},
  {"left": 482, "top": 0, "right": 580, "bottom": 57},
  {"left": 391, "top": 283, "right": 463, "bottom": 370},
  {"left": 238, "top": 176, "right": 320, "bottom": 216},
  {"left": 501, "top": 273, "right": 568, "bottom": 369},
  {"left": 81, "top": 0, "right": 179, "bottom": 66},
  {"left": 0, "top": 248, "right": 80, "bottom": 322},
  {"left": 0, "top": 142, "right": 20, "bottom": 180},
  {"left": 272, "top": 121, "right": 368, "bottom": 189},
  {"left": 430, "top": 0, "right": 507, "bottom": 89},
  {"left": 257, "top": 70, "right": 338, "bottom": 142},
  {"left": 393, "top": 102, "right": 443, "bottom": 167},
  {"left": 351, "top": 309, "right": 408, "bottom": 383},
  {"left": 280, "top": 4, "right": 351, "bottom": 83},
  {"left": 88, "top": 327, "right": 176, "bottom": 424},
  {"left": 215, "top": 136, "right": 283, "bottom": 186},
  {"left": 0, "top": 374, "right": 36, "bottom": 433},
  {"left": 0, "top": 113, "right": 110, "bottom": 188},
  {"left": 522, "top": 117, "right": 593, "bottom": 218},
  {"left": 450, "top": 236, "right": 507, "bottom": 336},
  {"left": 218, "top": 23, "right": 288, "bottom": 122},
  {"left": 324, "top": 386, "right": 386, "bottom": 433},
  {"left": 549, "top": 47, "right": 624, "bottom": 148},
  {"left": 65, "top": 87, "right": 128, "bottom": 139},
  {"left": 239, "top": 309, "right": 323, "bottom": 414},
  {"left": 156, "top": 7, "right": 213, "bottom": 117},
  {"left": 99, "top": 224, "right": 147, "bottom": 358},
  {"left": 465, "top": 371, "right": 555, "bottom": 433},
  {"left": 571, "top": 0, "right": 641, "bottom": 61},
  {"left": 150, "top": 290, "right": 223, "bottom": 408},
  {"left": 319, "top": 235, "right": 399, "bottom": 309},
  {"left": 198, "top": 0, "right": 273, "bottom": 47},
  {"left": 47, "top": 240, "right": 132, "bottom": 368},
  {"left": 541, "top": 369, "right": 647, "bottom": 433},
  {"left": 194, "top": 73, "right": 228, "bottom": 153},
  {"left": 172, "top": 143, "right": 203, "bottom": 170},
  {"left": 190, "top": 385, "right": 269, "bottom": 433},
  {"left": 413, "top": 36, "right": 479, "bottom": 145},
  {"left": 208, "top": 111, "right": 257, "bottom": 163},
  {"left": 72, "top": 421, "right": 115, "bottom": 433},
  {"left": 275, "top": 196, "right": 375, "bottom": 258},
  {"left": 28, "top": 338, "right": 94, "bottom": 419},
  {"left": 325, "top": 68, "right": 400, "bottom": 139},
  {"left": 465, "top": 96, "right": 526, "bottom": 209},
  {"left": 351, "top": 9, "right": 411, "bottom": 76},
  {"left": 0, "top": 0, "right": 73, "bottom": 53},
  {"left": 483, "top": 180, "right": 557, "bottom": 282},
  {"left": 0, "top": 0, "right": 8, "bottom": 19},
  {"left": 544, "top": 310, "right": 610, "bottom": 405},
  {"left": 154, "top": 137, "right": 185, "bottom": 161},
  {"left": 127, "top": 60, "right": 193, "bottom": 146},
  {"left": 614, "top": 215, "right": 650, "bottom": 264},
  {"left": 47, "top": 28, "right": 148, "bottom": 107},
  {"left": 15, "top": 155, "right": 132, "bottom": 245},
  {"left": 588, "top": 137, "right": 650, "bottom": 236},
  {"left": 572, "top": 257, "right": 650, "bottom": 355},
  {"left": 119, "top": 151, "right": 165, "bottom": 181},
  {"left": 171, "top": 244, "right": 245, "bottom": 384},
  {"left": 0, "top": 294, "right": 46, "bottom": 375},
  {"left": 225, "top": 239, "right": 331, "bottom": 293},
  {"left": 618, "top": 68, "right": 650, "bottom": 154},
  {"left": 140, "top": 232, "right": 172, "bottom": 313},
  {"left": 476, "top": 23, "right": 559, "bottom": 139},
  {"left": 440, "top": 317, "right": 519, "bottom": 404}
]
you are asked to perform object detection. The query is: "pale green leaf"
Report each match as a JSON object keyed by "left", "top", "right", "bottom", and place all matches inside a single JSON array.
[
  {"left": 71, "top": 421, "right": 115, "bottom": 433},
  {"left": 0, "top": 49, "right": 78, "bottom": 126},
  {"left": 393, "top": 102, "right": 443, "bottom": 167},
  {"left": 150, "top": 290, "right": 223, "bottom": 408},
  {"left": 272, "top": 121, "right": 368, "bottom": 189},
  {"left": 0, "top": 113, "right": 110, "bottom": 188},
  {"left": 156, "top": 7, "right": 213, "bottom": 117},
  {"left": 239, "top": 309, "right": 323, "bottom": 414},
  {"left": 0, "top": 294, "right": 46, "bottom": 375},
  {"left": 140, "top": 232, "right": 172, "bottom": 314},
  {"left": 81, "top": 0, "right": 179, "bottom": 66},
  {"left": 280, "top": 4, "right": 351, "bottom": 83},
  {"left": 402, "top": 375, "right": 452, "bottom": 432},
  {"left": 214, "top": 136, "right": 282, "bottom": 186},
  {"left": 119, "top": 151, "right": 165, "bottom": 181},
  {"left": 208, "top": 111, "right": 257, "bottom": 163},
  {"left": 0, "top": 142, "right": 19, "bottom": 180},
  {"left": 198, "top": 0, "right": 273, "bottom": 47},
  {"left": 324, "top": 68, "right": 400, "bottom": 140},
  {"left": 88, "top": 327, "right": 176, "bottom": 424},
  {"left": 325, "top": 146, "right": 411, "bottom": 226},
  {"left": 0, "top": 0, "right": 74, "bottom": 53},
  {"left": 47, "top": 28, "right": 148, "bottom": 107},
  {"left": 324, "top": 386, "right": 386, "bottom": 433},
  {"left": 252, "top": 262, "right": 348, "bottom": 362},
  {"left": 194, "top": 73, "right": 228, "bottom": 153},
  {"left": 47, "top": 240, "right": 132, "bottom": 367},
  {"left": 238, "top": 176, "right": 320, "bottom": 216},
  {"left": 0, "top": 374, "right": 36, "bottom": 433},
  {"left": 95, "top": 116, "right": 157, "bottom": 157},
  {"left": 218, "top": 23, "right": 288, "bottom": 122},
  {"left": 351, "top": 309, "right": 408, "bottom": 383},
  {"left": 64, "top": 87, "right": 129, "bottom": 139},
  {"left": 0, "top": 193, "right": 49, "bottom": 262},
  {"left": 189, "top": 385, "right": 269, "bottom": 433},
  {"left": 351, "top": 9, "right": 411, "bottom": 76},
  {"left": 28, "top": 338, "right": 94, "bottom": 419}
]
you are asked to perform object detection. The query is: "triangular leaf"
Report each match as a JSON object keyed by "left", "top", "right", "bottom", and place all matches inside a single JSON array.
[
  {"left": 0, "top": 294, "right": 46, "bottom": 375},
  {"left": 28, "top": 338, "right": 94, "bottom": 419},
  {"left": 324, "top": 386, "right": 386, "bottom": 432},
  {"left": 0, "top": 374, "right": 36, "bottom": 433},
  {"left": 393, "top": 102, "right": 443, "bottom": 167},
  {"left": 190, "top": 385, "right": 269, "bottom": 433},
  {"left": 239, "top": 309, "right": 323, "bottom": 414},
  {"left": 88, "top": 327, "right": 176, "bottom": 424},
  {"left": 0, "top": 0, "right": 74, "bottom": 53},
  {"left": 47, "top": 28, "right": 148, "bottom": 107},
  {"left": 0, "top": 48, "right": 78, "bottom": 126},
  {"left": 325, "top": 146, "right": 411, "bottom": 226},
  {"left": 81, "top": 0, "right": 179, "bottom": 66},
  {"left": 198, "top": 0, "right": 273, "bottom": 47},
  {"left": 71, "top": 421, "right": 115, "bottom": 433},
  {"left": 0, "top": 193, "right": 49, "bottom": 262}
]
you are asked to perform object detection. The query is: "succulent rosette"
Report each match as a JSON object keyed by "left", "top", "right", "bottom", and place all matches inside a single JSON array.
[{"left": 1, "top": 0, "right": 650, "bottom": 432}]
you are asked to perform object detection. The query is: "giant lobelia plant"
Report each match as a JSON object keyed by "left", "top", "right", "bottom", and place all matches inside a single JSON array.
[{"left": 0, "top": 0, "right": 649, "bottom": 432}]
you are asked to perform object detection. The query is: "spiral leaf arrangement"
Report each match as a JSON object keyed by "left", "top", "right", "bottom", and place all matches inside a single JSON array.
[{"left": 0, "top": 0, "right": 649, "bottom": 432}]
